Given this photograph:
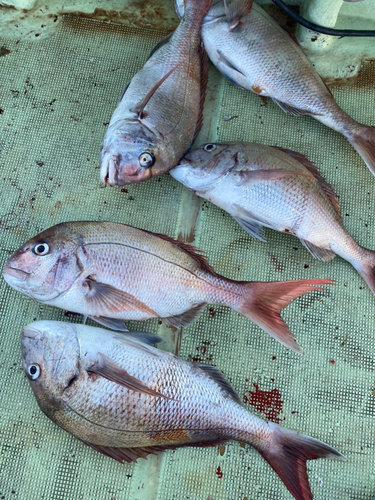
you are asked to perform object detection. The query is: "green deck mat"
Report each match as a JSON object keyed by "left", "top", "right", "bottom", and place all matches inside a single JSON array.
[{"left": 0, "top": 15, "right": 374, "bottom": 500}]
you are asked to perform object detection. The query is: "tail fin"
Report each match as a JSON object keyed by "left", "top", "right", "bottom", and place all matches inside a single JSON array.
[
  {"left": 236, "top": 279, "right": 334, "bottom": 353},
  {"left": 348, "top": 125, "right": 375, "bottom": 177},
  {"left": 351, "top": 247, "right": 375, "bottom": 297},
  {"left": 259, "top": 422, "right": 345, "bottom": 500}
]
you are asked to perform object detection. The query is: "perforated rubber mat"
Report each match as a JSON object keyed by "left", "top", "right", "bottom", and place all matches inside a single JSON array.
[{"left": 0, "top": 15, "right": 374, "bottom": 500}]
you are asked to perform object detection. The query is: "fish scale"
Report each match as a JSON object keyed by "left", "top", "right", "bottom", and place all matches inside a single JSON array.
[
  {"left": 171, "top": 141, "right": 375, "bottom": 296},
  {"left": 21, "top": 321, "right": 345, "bottom": 500},
  {"left": 175, "top": 0, "right": 375, "bottom": 177},
  {"left": 4, "top": 221, "right": 333, "bottom": 353}
]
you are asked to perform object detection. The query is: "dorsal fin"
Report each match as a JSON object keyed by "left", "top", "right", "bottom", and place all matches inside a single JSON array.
[
  {"left": 147, "top": 33, "right": 173, "bottom": 61},
  {"left": 270, "top": 16, "right": 335, "bottom": 100},
  {"left": 273, "top": 147, "right": 343, "bottom": 223},
  {"left": 130, "top": 65, "right": 179, "bottom": 119},
  {"left": 140, "top": 228, "right": 217, "bottom": 276},
  {"left": 270, "top": 15, "right": 301, "bottom": 47},
  {"left": 191, "top": 41, "right": 209, "bottom": 145},
  {"left": 197, "top": 364, "right": 241, "bottom": 404}
]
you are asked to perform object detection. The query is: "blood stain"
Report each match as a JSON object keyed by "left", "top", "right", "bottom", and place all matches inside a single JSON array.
[
  {"left": 243, "top": 384, "right": 284, "bottom": 423},
  {"left": 329, "top": 359, "right": 335, "bottom": 365},
  {"left": 216, "top": 466, "right": 223, "bottom": 479}
]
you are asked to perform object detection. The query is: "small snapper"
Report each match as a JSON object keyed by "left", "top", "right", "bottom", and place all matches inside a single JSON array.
[
  {"left": 100, "top": 0, "right": 212, "bottom": 186},
  {"left": 170, "top": 142, "right": 375, "bottom": 296},
  {"left": 4, "top": 221, "right": 332, "bottom": 353},
  {"left": 175, "top": 0, "right": 375, "bottom": 177},
  {"left": 21, "top": 320, "right": 345, "bottom": 500}
]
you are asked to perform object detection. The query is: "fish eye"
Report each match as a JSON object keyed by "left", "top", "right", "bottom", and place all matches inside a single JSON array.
[
  {"left": 203, "top": 144, "right": 216, "bottom": 152},
  {"left": 27, "top": 364, "right": 41, "bottom": 380},
  {"left": 138, "top": 152, "right": 155, "bottom": 168},
  {"left": 33, "top": 242, "right": 50, "bottom": 256}
]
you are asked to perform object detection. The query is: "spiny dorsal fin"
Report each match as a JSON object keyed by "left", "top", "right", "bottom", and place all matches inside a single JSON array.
[
  {"left": 273, "top": 147, "right": 343, "bottom": 223},
  {"left": 197, "top": 364, "right": 242, "bottom": 404},
  {"left": 191, "top": 39, "right": 209, "bottom": 145},
  {"left": 130, "top": 65, "right": 180, "bottom": 119},
  {"left": 224, "top": 0, "right": 253, "bottom": 31},
  {"left": 140, "top": 228, "right": 217, "bottom": 276},
  {"left": 147, "top": 33, "right": 173, "bottom": 61}
]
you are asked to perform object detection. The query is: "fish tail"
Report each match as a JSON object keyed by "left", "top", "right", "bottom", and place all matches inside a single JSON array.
[
  {"left": 352, "top": 247, "right": 375, "bottom": 297},
  {"left": 255, "top": 422, "right": 345, "bottom": 500},
  {"left": 235, "top": 279, "right": 334, "bottom": 353},
  {"left": 347, "top": 125, "right": 375, "bottom": 177}
]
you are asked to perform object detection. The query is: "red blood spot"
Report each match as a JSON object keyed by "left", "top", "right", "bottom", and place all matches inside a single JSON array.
[
  {"left": 270, "top": 378, "right": 275, "bottom": 382},
  {"left": 243, "top": 384, "right": 284, "bottom": 423},
  {"left": 291, "top": 411, "right": 299, "bottom": 415},
  {"left": 329, "top": 359, "right": 335, "bottom": 365},
  {"left": 208, "top": 307, "right": 216, "bottom": 317},
  {"left": 216, "top": 466, "right": 223, "bottom": 479},
  {"left": 121, "top": 188, "right": 128, "bottom": 193},
  {"left": 272, "top": 356, "right": 276, "bottom": 360}
]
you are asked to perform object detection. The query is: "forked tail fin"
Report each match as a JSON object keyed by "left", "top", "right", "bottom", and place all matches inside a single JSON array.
[
  {"left": 258, "top": 422, "right": 345, "bottom": 500},
  {"left": 348, "top": 125, "right": 375, "bottom": 177},
  {"left": 235, "top": 279, "right": 334, "bottom": 353}
]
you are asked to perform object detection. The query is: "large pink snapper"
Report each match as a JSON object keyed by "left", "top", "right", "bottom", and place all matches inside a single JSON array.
[
  {"left": 4, "top": 221, "right": 332, "bottom": 353},
  {"left": 21, "top": 320, "right": 345, "bottom": 500},
  {"left": 170, "top": 142, "right": 375, "bottom": 296},
  {"left": 100, "top": 0, "right": 212, "bottom": 186},
  {"left": 175, "top": 0, "right": 375, "bottom": 177}
]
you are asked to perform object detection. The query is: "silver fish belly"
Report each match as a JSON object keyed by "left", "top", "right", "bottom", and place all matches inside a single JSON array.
[
  {"left": 171, "top": 141, "right": 375, "bottom": 298},
  {"left": 21, "top": 320, "right": 345, "bottom": 500}
]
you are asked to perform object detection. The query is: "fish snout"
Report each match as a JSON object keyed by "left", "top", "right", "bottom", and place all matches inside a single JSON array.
[{"left": 3, "top": 261, "right": 30, "bottom": 282}]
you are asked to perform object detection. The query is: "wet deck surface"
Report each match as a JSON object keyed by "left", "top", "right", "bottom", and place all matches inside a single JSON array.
[{"left": 1, "top": 15, "right": 375, "bottom": 500}]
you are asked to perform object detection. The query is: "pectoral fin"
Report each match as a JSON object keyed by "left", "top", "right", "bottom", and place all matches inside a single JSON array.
[
  {"left": 232, "top": 168, "right": 309, "bottom": 185},
  {"left": 89, "top": 352, "right": 174, "bottom": 399},
  {"left": 130, "top": 65, "right": 179, "bottom": 119},
  {"left": 82, "top": 277, "right": 156, "bottom": 317}
]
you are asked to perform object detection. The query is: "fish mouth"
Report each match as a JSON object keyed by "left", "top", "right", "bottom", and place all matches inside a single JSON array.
[
  {"left": 3, "top": 264, "right": 30, "bottom": 281},
  {"left": 100, "top": 154, "right": 118, "bottom": 187}
]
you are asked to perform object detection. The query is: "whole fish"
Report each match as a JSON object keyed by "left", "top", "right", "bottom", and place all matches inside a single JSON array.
[
  {"left": 175, "top": 0, "right": 375, "bottom": 177},
  {"left": 4, "top": 221, "right": 332, "bottom": 353},
  {"left": 21, "top": 320, "right": 345, "bottom": 500},
  {"left": 170, "top": 141, "right": 375, "bottom": 297},
  {"left": 99, "top": 0, "right": 212, "bottom": 186}
]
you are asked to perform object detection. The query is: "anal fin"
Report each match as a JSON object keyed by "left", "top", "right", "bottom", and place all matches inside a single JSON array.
[
  {"left": 272, "top": 98, "right": 311, "bottom": 117},
  {"left": 300, "top": 239, "right": 336, "bottom": 262},
  {"left": 89, "top": 315, "right": 129, "bottom": 331},
  {"left": 162, "top": 303, "right": 207, "bottom": 328}
]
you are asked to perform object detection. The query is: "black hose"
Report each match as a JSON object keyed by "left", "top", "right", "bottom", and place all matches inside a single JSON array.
[{"left": 271, "top": 0, "right": 375, "bottom": 37}]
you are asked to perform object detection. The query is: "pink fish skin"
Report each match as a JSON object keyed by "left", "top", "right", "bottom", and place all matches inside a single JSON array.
[
  {"left": 175, "top": 0, "right": 375, "bottom": 177},
  {"left": 4, "top": 221, "right": 333, "bottom": 353},
  {"left": 100, "top": 0, "right": 212, "bottom": 186},
  {"left": 21, "top": 320, "right": 345, "bottom": 500},
  {"left": 171, "top": 141, "right": 375, "bottom": 298}
]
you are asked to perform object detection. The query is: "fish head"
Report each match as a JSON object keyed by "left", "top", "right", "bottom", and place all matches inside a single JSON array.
[
  {"left": 170, "top": 142, "right": 231, "bottom": 192},
  {"left": 21, "top": 321, "right": 81, "bottom": 415},
  {"left": 100, "top": 122, "right": 168, "bottom": 186},
  {"left": 3, "top": 223, "right": 83, "bottom": 302}
]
